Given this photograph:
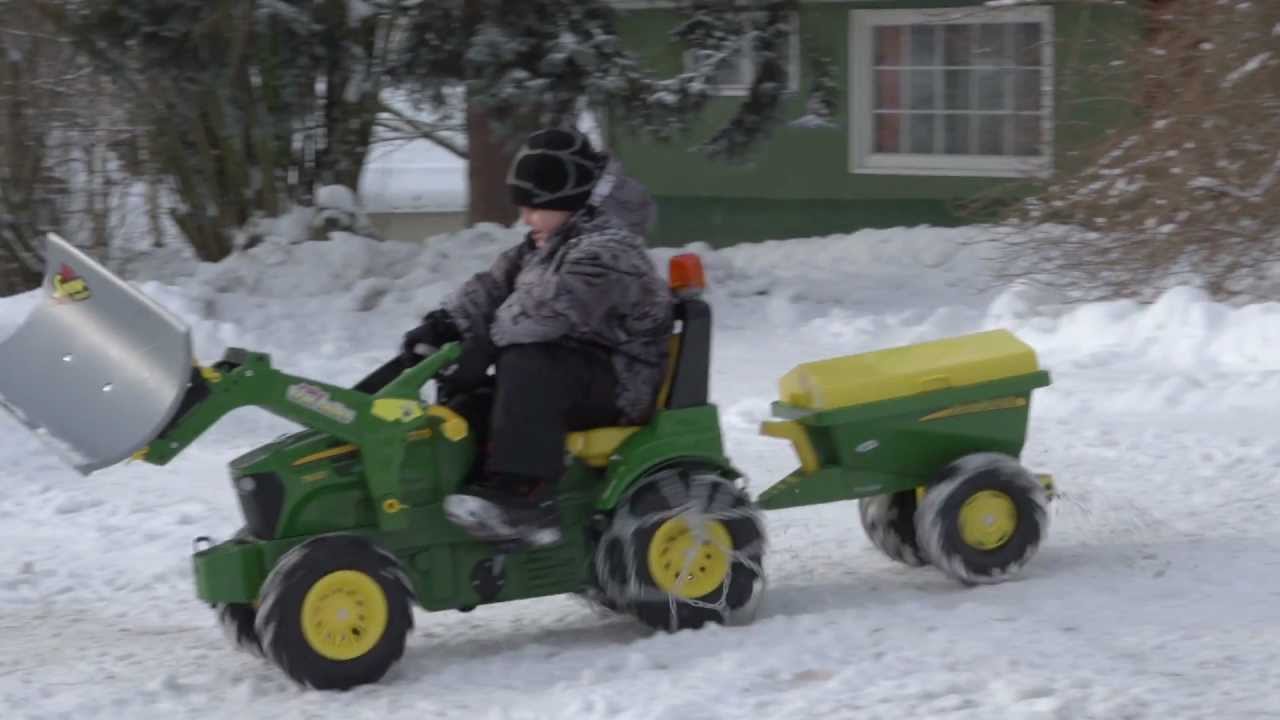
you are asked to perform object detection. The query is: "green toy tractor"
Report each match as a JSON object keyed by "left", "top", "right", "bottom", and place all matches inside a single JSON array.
[{"left": 0, "top": 234, "right": 1054, "bottom": 690}]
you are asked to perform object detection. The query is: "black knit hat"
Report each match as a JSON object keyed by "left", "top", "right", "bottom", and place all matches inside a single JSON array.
[{"left": 506, "top": 128, "right": 603, "bottom": 212}]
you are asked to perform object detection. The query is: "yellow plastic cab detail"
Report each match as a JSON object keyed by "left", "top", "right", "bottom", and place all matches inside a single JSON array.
[
  {"left": 565, "top": 427, "right": 642, "bottom": 467},
  {"left": 777, "top": 329, "right": 1040, "bottom": 410},
  {"left": 426, "top": 406, "right": 469, "bottom": 441},
  {"left": 371, "top": 398, "right": 425, "bottom": 423},
  {"left": 759, "top": 419, "right": 821, "bottom": 474}
]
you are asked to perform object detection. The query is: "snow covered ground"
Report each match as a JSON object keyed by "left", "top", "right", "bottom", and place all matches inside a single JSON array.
[{"left": 4, "top": 224, "right": 1280, "bottom": 719}]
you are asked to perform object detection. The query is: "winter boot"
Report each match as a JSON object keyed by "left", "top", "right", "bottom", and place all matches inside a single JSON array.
[{"left": 443, "top": 473, "right": 562, "bottom": 548}]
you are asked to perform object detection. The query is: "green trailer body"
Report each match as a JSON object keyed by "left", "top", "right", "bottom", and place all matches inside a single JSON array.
[{"left": 757, "top": 330, "right": 1052, "bottom": 510}]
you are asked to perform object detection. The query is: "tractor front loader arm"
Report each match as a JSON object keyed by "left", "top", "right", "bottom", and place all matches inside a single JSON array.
[{"left": 136, "top": 344, "right": 463, "bottom": 531}]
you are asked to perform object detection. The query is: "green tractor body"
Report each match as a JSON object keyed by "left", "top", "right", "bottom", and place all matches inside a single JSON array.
[{"left": 192, "top": 398, "right": 729, "bottom": 611}]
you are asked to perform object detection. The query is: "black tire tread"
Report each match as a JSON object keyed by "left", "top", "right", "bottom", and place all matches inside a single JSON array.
[
  {"left": 916, "top": 452, "right": 1049, "bottom": 586},
  {"left": 253, "top": 534, "right": 415, "bottom": 690},
  {"left": 858, "top": 491, "right": 927, "bottom": 567}
]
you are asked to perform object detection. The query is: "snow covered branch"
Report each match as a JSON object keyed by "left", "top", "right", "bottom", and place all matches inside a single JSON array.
[{"left": 374, "top": 99, "right": 469, "bottom": 159}]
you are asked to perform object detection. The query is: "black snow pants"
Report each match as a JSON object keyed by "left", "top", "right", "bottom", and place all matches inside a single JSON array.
[{"left": 443, "top": 342, "right": 623, "bottom": 484}]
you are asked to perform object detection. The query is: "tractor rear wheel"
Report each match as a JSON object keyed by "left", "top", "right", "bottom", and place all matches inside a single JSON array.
[
  {"left": 254, "top": 535, "right": 415, "bottom": 690},
  {"left": 595, "top": 468, "right": 766, "bottom": 632},
  {"left": 858, "top": 491, "right": 927, "bottom": 567},
  {"left": 915, "top": 452, "right": 1049, "bottom": 585}
]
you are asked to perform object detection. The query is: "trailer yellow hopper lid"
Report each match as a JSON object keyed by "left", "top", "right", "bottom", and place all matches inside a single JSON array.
[{"left": 778, "top": 329, "right": 1041, "bottom": 410}]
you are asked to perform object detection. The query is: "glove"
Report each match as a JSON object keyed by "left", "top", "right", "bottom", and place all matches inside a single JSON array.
[
  {"left": 438, "top": 333, "right": 495, "bottom": 394},
  {"left": 402, "top": 309, "right": 461, "bottom": 359}
]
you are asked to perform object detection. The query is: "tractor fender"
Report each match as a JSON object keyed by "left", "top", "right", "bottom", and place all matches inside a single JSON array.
[
  {"left": 598, "top": 454, "right": 741, "bottom": 512},
  {"left": 592, "top": 405, "right": 733, "bottom": 511}
]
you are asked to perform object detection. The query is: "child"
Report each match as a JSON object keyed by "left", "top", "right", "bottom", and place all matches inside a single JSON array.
[{"left": 402, "top": 127, "right": 673, "bottom": 546}]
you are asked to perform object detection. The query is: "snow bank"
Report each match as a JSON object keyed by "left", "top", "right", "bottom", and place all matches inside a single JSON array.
[{"left": 6, "top": 222, "right": 1280, "bottom": 392}]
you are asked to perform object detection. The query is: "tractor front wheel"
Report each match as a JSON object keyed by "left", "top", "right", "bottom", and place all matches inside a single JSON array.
[
  {"left": 254, "top": 535, "right": 415, "bottom": 690},
  {"left": 217, "top": 603, "right": 263, "bottom": 657},
  {"left": 215, "top": 527, "right": 263, "bottom": 657},
  {"left": 915, "top": 452, "right": 1049, "bottom": 585}
]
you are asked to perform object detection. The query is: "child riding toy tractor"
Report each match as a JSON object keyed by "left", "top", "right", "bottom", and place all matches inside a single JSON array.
[{"left": 0, "top": 234, "right": 1054, "bottom": 690}]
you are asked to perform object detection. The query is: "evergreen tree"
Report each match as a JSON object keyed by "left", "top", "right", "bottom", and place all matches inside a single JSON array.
[
  {"left": 40, "top": 0, "right": 798, "bottom": 254},
  {"left": 391, "top": 0, "right": 800, "bottom": 223}
]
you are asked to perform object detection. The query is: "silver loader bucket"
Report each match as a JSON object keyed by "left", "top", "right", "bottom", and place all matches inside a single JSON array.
[{"left": 0, "top": 234, "right": 194, "bottom": 474}]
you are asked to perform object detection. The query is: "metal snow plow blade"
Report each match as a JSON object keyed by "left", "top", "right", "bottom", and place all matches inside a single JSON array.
[{"left": 0, "top": 233, "right": 193, "bottom": 474}]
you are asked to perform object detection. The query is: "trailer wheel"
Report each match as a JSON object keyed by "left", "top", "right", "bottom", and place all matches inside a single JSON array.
[
  {"left": 916, "top": 452, "right": 1049, "bottom": 585},
  {"left": 858, "top": 492, "right": 927, "bottom": 567},
  {"left": 254, "top": 535, "right": 414, "bottom": 690},
  {"left": 595, "top": 468, "right": 766, "bottom": 632}
]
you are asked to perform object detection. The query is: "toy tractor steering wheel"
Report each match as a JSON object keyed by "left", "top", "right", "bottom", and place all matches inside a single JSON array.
[{"left": 350, "top": 343, "right": 455, "bottom": 395}]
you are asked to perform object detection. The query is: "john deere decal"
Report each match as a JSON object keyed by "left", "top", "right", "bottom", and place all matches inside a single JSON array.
[
  {"left": 51, "top": 264, "right": 91, "bottom": 301},
  {"left": 920, "top": 396, "right": 1028, "bottom": 422},
  {"left": 286, "top": 383, "right": 356, "bottom": 424}
]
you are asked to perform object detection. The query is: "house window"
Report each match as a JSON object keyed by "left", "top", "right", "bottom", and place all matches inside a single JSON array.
[
  {"left": 684, "top": 13, "right": 801, "bottom": 96},
  {"left": 850, "top": 6, "right": 1054, "bottom": 177}
]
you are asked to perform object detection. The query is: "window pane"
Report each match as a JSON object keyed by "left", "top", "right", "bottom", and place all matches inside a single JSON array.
[
  {"left": 943, "top": 24, "right": 973, "bottom": 66},
  {"left": 945, "top": 115, "right": 971, "bottom": 154},
  {"left": 689, "top": 48, "right": 746, "bottom": 87},
  {"left": 876, "top": 70, "right": 902, "bottom": 110},
  {"left": 1014, "top": 69, "right": 1042, "bottom": 112},
  {"left": 876, "top": 26, "right": 904, "bottom": 66},
  {"left": 944, "top": 70, "right": 972, "bottom": 110},
  {"left": 977, "top": 114, "right": 1008, "bottom": 155},
  {"left": 1014, "top": 23, "right": 1043, "bottom": 66},
  {"left": 910, "top": 25, "right": 937, "bottom": 67},
  {"left": 976, "top": 68, "right": 1006, "bottom": 110},
  {"left": 908, "top": 114, "right": 937, "bottom": 154},
  {"left": 875, "top": 113, "right": 902, "bottom": 152},
  {"left": 714, "top": 56, "right": 747, "bottom": 86},
  {"left": 909, "top": 69, "right": 937, "bottom": 110},
  {"left": 1014, "top": 115, "right": 1042, "bottom": 156},
  {"left": 974, "top": 23, "right": 1010, "bottom": 66}
]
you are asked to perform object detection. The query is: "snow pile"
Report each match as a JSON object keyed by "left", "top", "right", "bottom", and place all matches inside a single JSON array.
[{"left": 10, "top": 222, "right": 1280, "bottom": 402}]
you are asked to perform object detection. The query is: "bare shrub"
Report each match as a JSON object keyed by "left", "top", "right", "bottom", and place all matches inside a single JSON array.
[{"left": 971, "top": 0, "right": 1280, "bottom": 303}]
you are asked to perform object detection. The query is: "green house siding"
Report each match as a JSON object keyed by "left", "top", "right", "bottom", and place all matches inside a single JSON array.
[{"left": 609, "top": 1, "right": 1136, "bottom": 248}]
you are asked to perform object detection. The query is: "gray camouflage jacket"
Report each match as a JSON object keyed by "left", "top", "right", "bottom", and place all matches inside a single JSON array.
[
  {"left": 591, "top": 157, "right": 658, "bottom": 238},
  {"left": 444, "top": 208, "right": 674, "bottom": 424}
]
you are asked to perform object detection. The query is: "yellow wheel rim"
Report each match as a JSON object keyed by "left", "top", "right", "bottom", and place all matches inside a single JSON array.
[
  {"left": 300, "top": 570, "right": 389, "bottom": 661},
  {"left": 647, "top": 516, "right": 733, "bottom": 599},
  {"left": 958, "top": 490, "right": 1018, "bottom": 550}
]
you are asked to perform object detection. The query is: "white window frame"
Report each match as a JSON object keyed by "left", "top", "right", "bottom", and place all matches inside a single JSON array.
[
  {"left": 848, "top": 6, "right": 1055, "bottom": 178},
  {"left": 683, "top": 12, "right": 802, "bottom": 97}
]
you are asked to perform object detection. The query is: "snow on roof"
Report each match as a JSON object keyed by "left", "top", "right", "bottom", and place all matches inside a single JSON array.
[
  {"left": 356, "top": 104, "right": 602, "bottom": 215},
  {"left": 358, "top": 138, "right": 467, "bottom": 214}
]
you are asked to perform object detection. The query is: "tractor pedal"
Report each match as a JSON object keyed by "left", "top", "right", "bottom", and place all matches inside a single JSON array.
[{"left": 488, "top": 529, "right": 562, "bottom": 554}]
